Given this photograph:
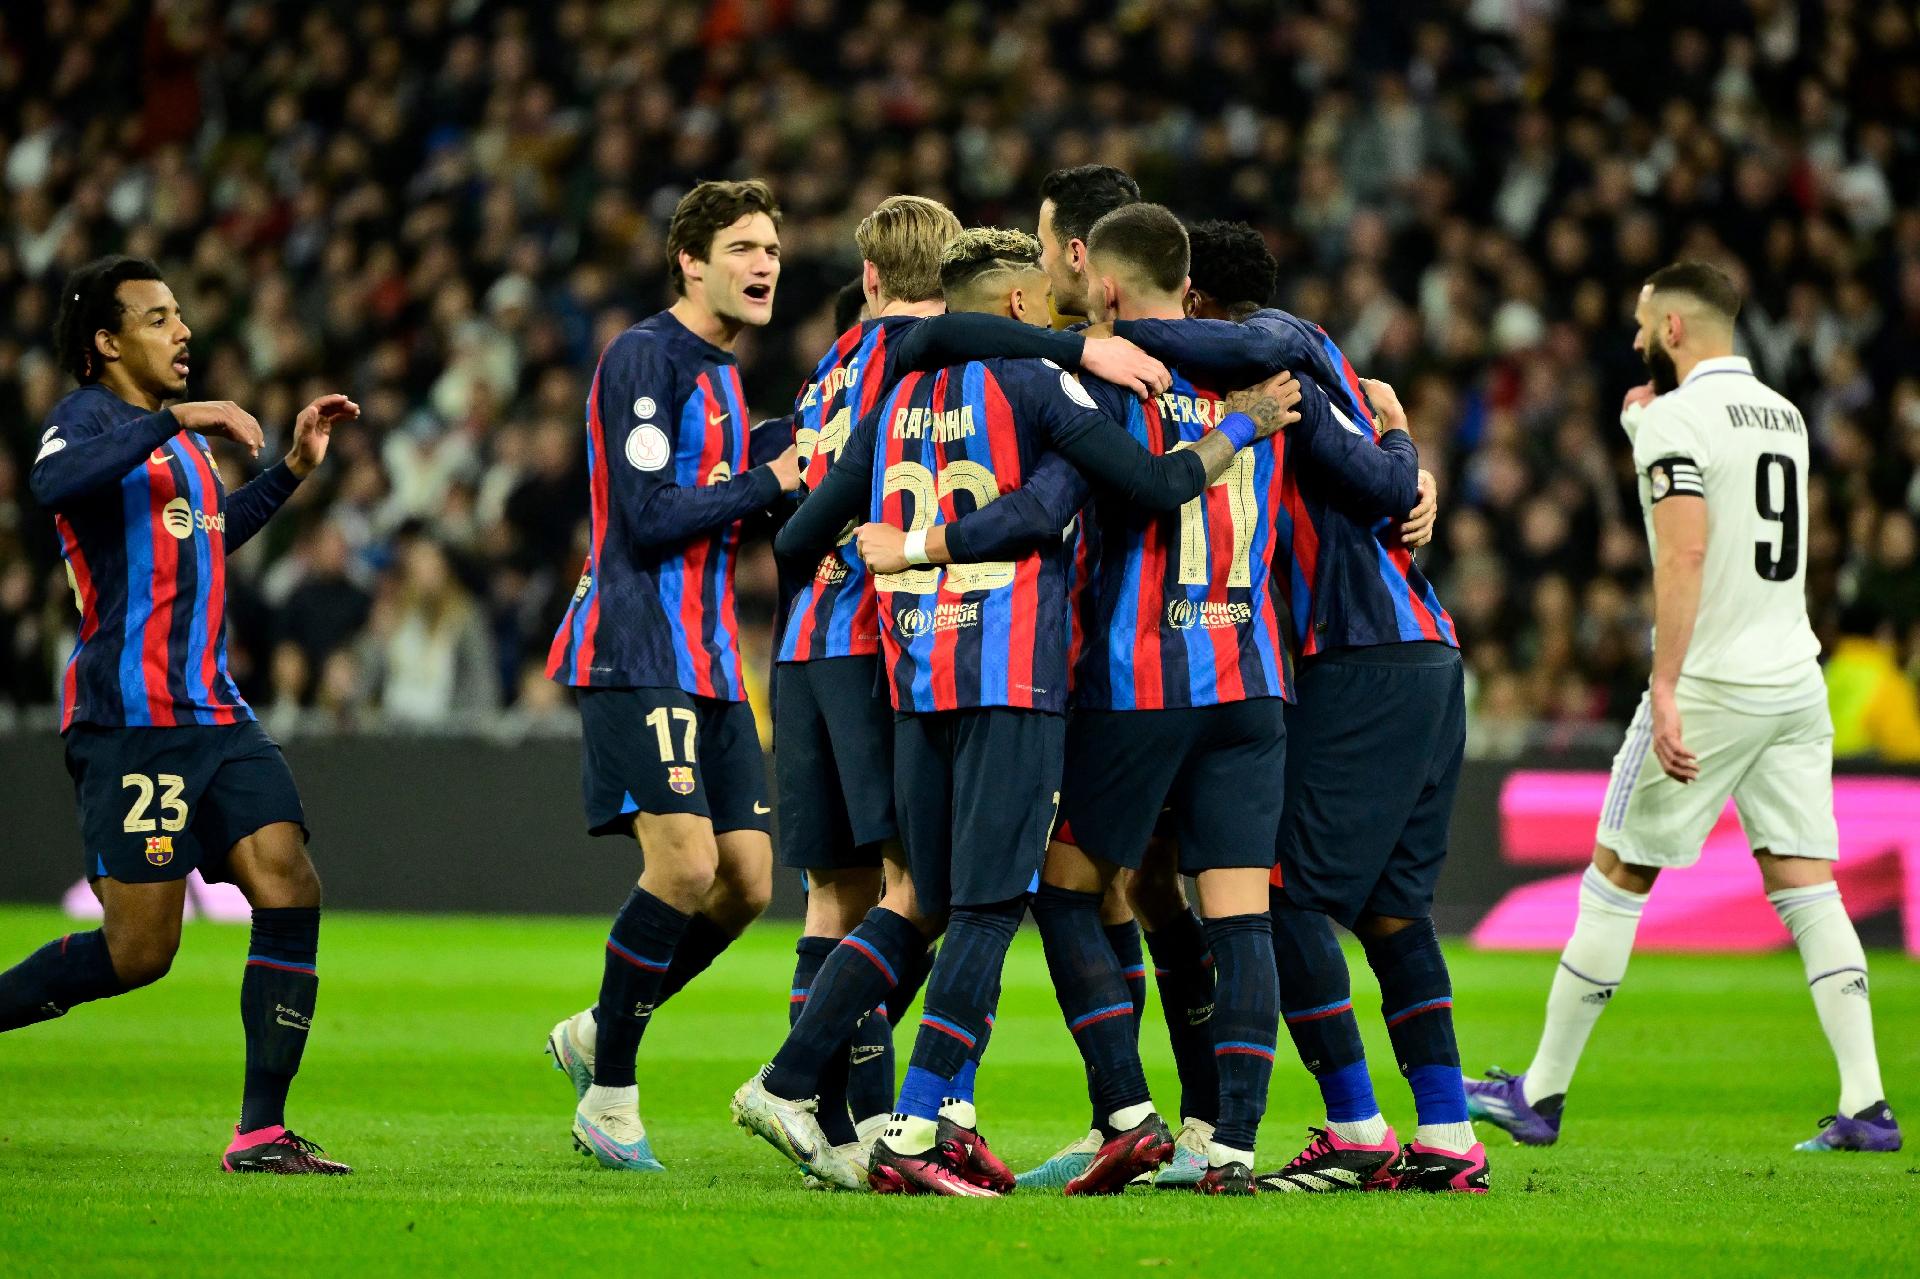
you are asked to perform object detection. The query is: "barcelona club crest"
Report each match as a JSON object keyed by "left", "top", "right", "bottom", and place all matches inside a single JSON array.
[
  {"left": 144, "top": 835, "right": 174, "bottom": 866},
  {"left": 667, "top": 766, "right": 696, "bottom": 796}
]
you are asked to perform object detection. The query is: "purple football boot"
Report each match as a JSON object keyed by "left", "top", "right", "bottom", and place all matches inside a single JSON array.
[
  {"left": 1463, "top": 1067, "right": 1562, "bottom": 1146},
  {"left": 1795, "top": 1102, "right": 1902, "bottom": 1153}
]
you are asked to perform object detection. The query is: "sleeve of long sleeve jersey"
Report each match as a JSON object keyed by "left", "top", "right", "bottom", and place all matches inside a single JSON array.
[
  {"left": 1033, "top": 369, "right": 1208, "bottom": 510},
  {"left": 598, "top": 331, "right": 783, "bottom": 551},
  {"left": 941, "top": 451, "right": 1091, "bottom": 563},
  {"left": 1112, "top": 317, "right": 1286, "bottom": 385},
  {"left": 1288, "top": 376, "right": 1420, "bottom": 519},
  {"left": 28, "top": 406, "right": 181, "bottom": 510},
  {"left": 223, "top": 461, "right": 304, "bottom": 551},
  {"left": 888, "top": 312, "right": 1090, "bottom": 374}
]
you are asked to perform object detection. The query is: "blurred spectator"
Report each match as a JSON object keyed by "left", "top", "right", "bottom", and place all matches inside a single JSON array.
[
  {"left": 1826, "top": 602, "right": 1920, "bottom": 764},
  {"left": 0, "top": 0, "right": 1913, "bottom": 754}
]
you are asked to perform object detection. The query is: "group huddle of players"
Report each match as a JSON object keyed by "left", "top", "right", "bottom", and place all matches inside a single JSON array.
[
  {"left": 539, "top": 166, "right": 1482, "bottom": 1197},
  {"left": 10, "top": 155, "right": 1890, "bottom": 1186}
]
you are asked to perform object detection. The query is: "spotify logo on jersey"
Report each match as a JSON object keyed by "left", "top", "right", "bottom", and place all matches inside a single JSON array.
[{"left": 162, "top": 498, "right": 194, "bottom": 540}]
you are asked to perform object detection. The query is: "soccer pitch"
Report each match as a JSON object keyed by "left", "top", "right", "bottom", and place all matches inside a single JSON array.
[{"left": 0, "top": 908, "right": 1913, "bottom": 1277}]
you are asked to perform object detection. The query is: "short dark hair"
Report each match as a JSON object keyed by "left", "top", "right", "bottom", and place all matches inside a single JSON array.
[
  {"left": 832, "top": 276, "right": 866, "bottom": 333},
  {"left": 55, "top": 255, "right": 165, "bottom": 383},
  {"left": 1038, "top": 164, "right": 1140, "bottom": 247},
  {"left": 1645, "top": 260, "right": 1741, "bottom": 322},
  {"left": 1187, "top": 220, "right": 1277, "bottom": 311},
  {"left": 1085, "top": 203, "right": 1189, "bottom": 295},
  {"left": 666, "top": 179, "right": 781, "bottom": 295}
]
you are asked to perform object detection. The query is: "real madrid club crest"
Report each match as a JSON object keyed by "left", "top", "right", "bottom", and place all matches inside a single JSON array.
[
  {"left": 145, "top": 835, "right": 174, "bottom": 866},
  {"left": 667, "top": 766, "right": 696, "bottom": 796}
]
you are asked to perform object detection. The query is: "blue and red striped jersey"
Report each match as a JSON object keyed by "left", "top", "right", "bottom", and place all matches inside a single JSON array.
[
  {"left": 866, "top": 360, "right": 1089, "bottom": 712},
  {"left": 1119, "top": 311, "right": 1457, "bottom": 656},
  {"left": 547, "top": 310, "right": 783, "bottom": 700},
  {"left": 777, "top": 316, "right": 912, "bottom": 663},
  {"left": 1072, "top": 369, "right": 1290, "bottom": 710},
  {"left": 31, "top": 385, "right": 304, "bottom": 731}
]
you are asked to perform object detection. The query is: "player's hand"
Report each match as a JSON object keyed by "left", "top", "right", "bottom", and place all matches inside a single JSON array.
[
  {"left": 1651, "top": 685, "right": 1698, "bottom": 783},
  {"left": 286, "top": 393, "right": 360, "bottom": 478},
  {"left": 1622, "top": 382, "right": 1656, "bottom": 415},
  {"left": 1360, "top": 378, "right": 1408, "bottom": 435},
  {"left": 766, "top": 443, "right": 802, "bottom": 493},
  {"left": 170, "top": 401, "right": 265, "bottom": 458},
  {"left": 1077, "top": 321, "right": 1114, "bottom": 339},
  {"left": 854, "top": 522, "right": 909, "bottom": 574},
  {"left": 1080, "top": 336, "right": 1171, "bottom": 399},
  {"left": 1401, "top": 469, "right": 1438, "bottom": 548},
  {"left": 1225, "top": 369, "right": 1302, "bottom": 440}
]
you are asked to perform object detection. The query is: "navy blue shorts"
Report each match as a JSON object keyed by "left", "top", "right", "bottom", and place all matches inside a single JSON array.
[
  {"left": 1274, "top": 642, "right": 1464, "bottom": 927},
  {"left": 894, "top": 707, "right": 1064, "bottom": 915},
  {"left": 773, "top": 656, "right": 896, "bottom": 871},
  {"left": 65, "top": 720, "right": 306, "bottom": 884},
  {"left": 579, "top": 687, "right": 769, "bottom": 838},
  {"left": 1061, "top": 700, "right": 1286, "bottom": 874}
]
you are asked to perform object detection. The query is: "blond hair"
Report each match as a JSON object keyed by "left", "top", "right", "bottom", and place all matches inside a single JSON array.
[{"left": 854, "top": 195, "right": 963, "bottom": 304}]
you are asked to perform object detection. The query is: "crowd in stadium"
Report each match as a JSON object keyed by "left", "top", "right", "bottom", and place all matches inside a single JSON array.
[{"left": 0, "top": 0, "right": 1917, "bottom": 757}]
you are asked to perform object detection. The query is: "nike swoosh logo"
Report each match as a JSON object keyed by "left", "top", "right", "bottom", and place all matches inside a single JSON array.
[
  {"left": 848, "top": 1047, "right": 885, "bottom": 1066},
  {"left": 753, "top": 802, "right": 771, "bottom": 814},
  {"left": 708, "top": 411, "right": 726, "bottom": 428},
  {"left": 275, "top": 1015, "right": 310, "bottom": 1030}
]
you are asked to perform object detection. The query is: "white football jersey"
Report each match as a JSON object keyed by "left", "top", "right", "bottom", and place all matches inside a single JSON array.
[{"left": 1620, "top": 355, "right": 1824, "bottom": 711}]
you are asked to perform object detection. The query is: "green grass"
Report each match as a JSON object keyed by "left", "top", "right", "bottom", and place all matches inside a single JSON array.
[{"left": 0, "top": 908, "right": 1915, "bottom": 1277}]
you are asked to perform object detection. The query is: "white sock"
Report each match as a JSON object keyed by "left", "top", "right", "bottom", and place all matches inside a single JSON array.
[
  {"left": 1206, "top": 1139, "right": 1255, "bottom": 1169},
  {"left": 1416, "top": 1121, "right": 1477, "bottom": 1155},
  {"left": 883, "top": 1113, "right": 939, "bottom": 1154},
  {"left": 1769, "top": 883, "right": 1885, "bottom": 1115},
  {"left": 939, "top": 1097, "right": 978, "bottom": 1129},
  {"left": 855, "top": 1113, "right": 889, "bottom": 1144},
  {"left": 1107, "top": 1101, "right": 1155, "bottom": 1132},
  {"left": 1525, "top": 865, "right": 1647, "bottom": 1104},
  {"left": 1327, "top": 1113, "right": 1390, "bottom": 1146},
  {"left": 583, "top": 1083, "right": 637, "bottom": 1113},
  {"left": 568, "top": 1007, "right": 598, "bottom": 1057}
]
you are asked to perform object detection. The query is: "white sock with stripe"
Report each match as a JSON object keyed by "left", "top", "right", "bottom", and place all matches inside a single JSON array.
[
  {"left": 1769, "top": 883, "right": 1885, "bottom": 1115},
  {"left": 1524, "top": 865, "right": 1647, "bottom": 1105}
]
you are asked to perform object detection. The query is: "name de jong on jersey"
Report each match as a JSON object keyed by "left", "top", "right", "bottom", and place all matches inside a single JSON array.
[
  {"left": 778, "top": 317, "right": 912, "bottom": 663},
  {"left": 1073, "top": 369, "right": 1289, "bottom": 711},
  {"left": 36, "top": 386, "right": 249, "bottom": 731},
  {"left": 547, "top": 311, "right": 776, "bottom": 701}
]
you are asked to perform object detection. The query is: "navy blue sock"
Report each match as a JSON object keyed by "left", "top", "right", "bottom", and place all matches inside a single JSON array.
[
  {"left": 1143, "top": 910, "right": 1219, "bottom": 1125},
  {"left": 789, "top": 936, "right": 858, "bottom": 1144},
  {"left": 1272, "top": 895, "right": 1378, "bottom": 1121},
  {"left": 1032, "top": 884, "right": 1150, "bottom": 1123},
  {"left": 1362, "top": 918, "right": 1467, "bottom": 1126},
  {"left": 847, "top": 943, "right": 932, "bottom": 1127},
  {"left": 900, "top": 898, "right": 1025, "bottom": 1119},
  {"left": 766, "top": 907, "right": 922, "bottom": 1101},
  {"left": 240, "top": 907, "right": 320, "bottom": 1132},
  {"left": 593, "top": 887, "right": 689, "bottom": 1088},
  {"left": 1104, "top": 920, "right": 1147, "bottom": 1039},
  {"left": 655, "top": 912, "right": 734, "bottom": 1004},
  {"left": 0, "top": 930, "right": 126, "bottom": 1032},
  {"left": 1204, "top": 912, "right": 1279, "bottom": 1153}
]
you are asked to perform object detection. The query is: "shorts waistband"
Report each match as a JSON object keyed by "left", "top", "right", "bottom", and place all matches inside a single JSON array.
[{"left": 1303, "top": 640, "right": 1458, "bottom": 668}]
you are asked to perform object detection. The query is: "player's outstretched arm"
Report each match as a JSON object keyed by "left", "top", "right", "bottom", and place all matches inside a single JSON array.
[
  {"left": 856, "top": 451, "right": 1090, "bottom": 573},
  {"left": 891, "top": 315, "right": 1171, "bottom": 399},
  {"left": 29, "top": 400, "right": 261, "bottom": 511},
  {"left": 227, "top": 394, "right": 360, "bottom": 550},
  {"left": 1046, "top": 369, "right": 1298, "bottom": 510},
  {"left": 1277, "top": 374, "right": 1420, "bottom": 521},
  {"left": 1112, "top": 316, "right": 1286, "bottom": 387},
  {"left": 774, "top": 413, "right": 877, "bottom": 567}
]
